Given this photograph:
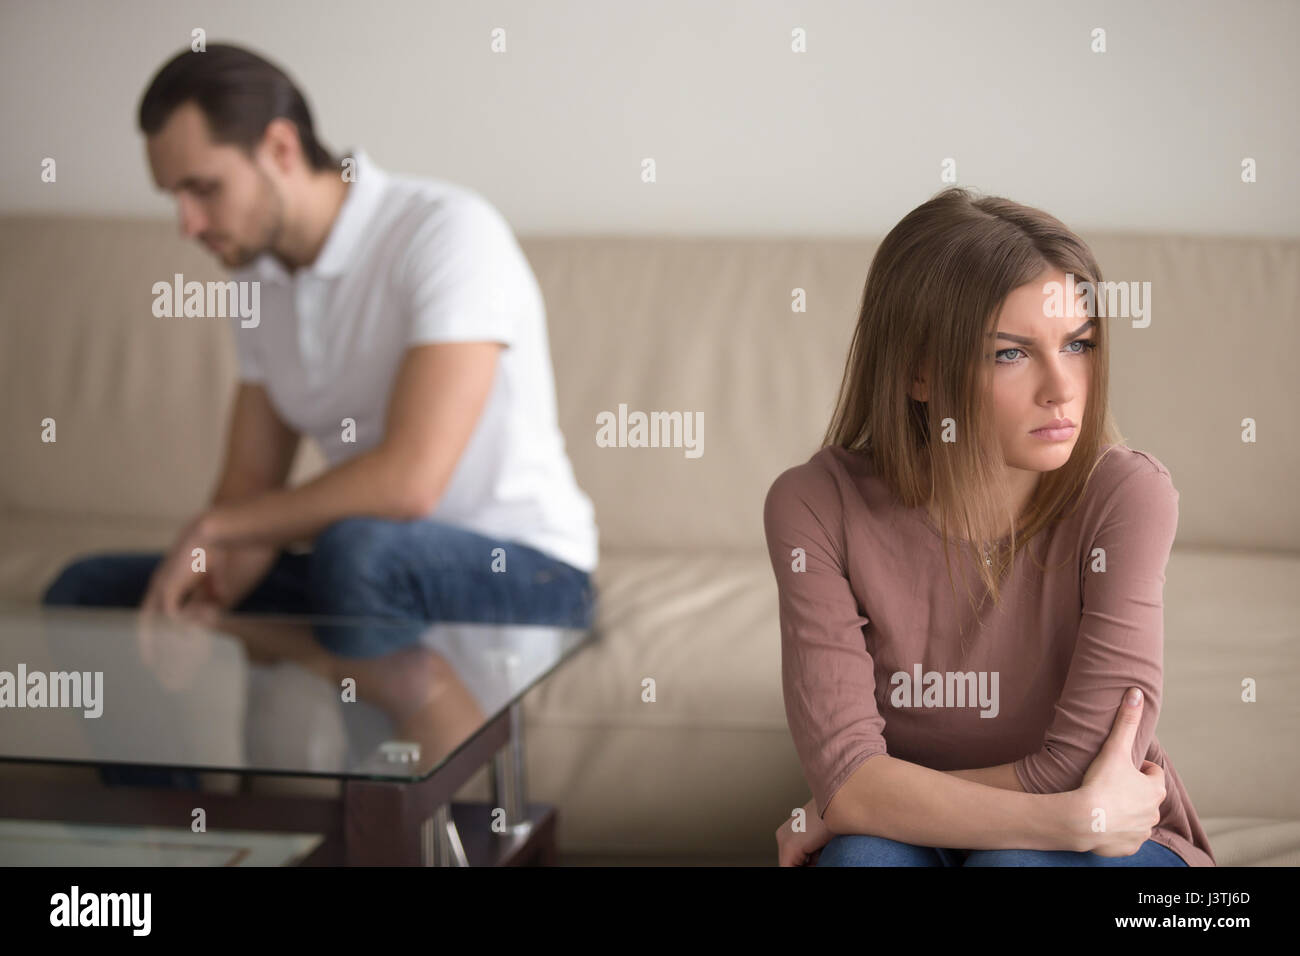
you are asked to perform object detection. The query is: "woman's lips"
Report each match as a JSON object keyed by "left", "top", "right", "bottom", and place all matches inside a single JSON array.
[{"left": 1030, "top": 423, "right": 1076, "bottom": 441}]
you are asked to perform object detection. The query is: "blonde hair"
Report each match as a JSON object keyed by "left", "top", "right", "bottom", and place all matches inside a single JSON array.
[{"left": 823, "top": 187, "right": 1125, "bottom": 626}]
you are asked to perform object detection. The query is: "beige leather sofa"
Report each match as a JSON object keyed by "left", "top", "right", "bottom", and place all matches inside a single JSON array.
[{"left": 1, "top": 216, "right": 1297, "bottom": 865}]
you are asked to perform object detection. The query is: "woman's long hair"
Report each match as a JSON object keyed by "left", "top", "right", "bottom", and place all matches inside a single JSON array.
[{"left": 822, "top": 187, "right": 1125, "bottom": 619}]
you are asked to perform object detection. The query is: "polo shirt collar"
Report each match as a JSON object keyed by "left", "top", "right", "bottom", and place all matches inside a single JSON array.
[{"left": 247, "top": 147, "right": 387, "bottom": 284}]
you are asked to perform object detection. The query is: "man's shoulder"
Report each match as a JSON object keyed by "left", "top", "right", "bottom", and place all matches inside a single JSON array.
[{"left": 381, "top": 172, "right": 511, "bottom": 242}]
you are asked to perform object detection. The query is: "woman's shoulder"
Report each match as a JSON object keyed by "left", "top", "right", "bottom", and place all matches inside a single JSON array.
[
  {"left": 1076, "top": 443, "right": 1179, "bottom": 537},
  {"left": 764, "top": 445, "right": 876, "bottom": 529},
  {"left": 766, "top": 445, "right": 874, "bottom": 503},
  {"left": 1089, "top": 443, "right": 1178, "bottom": 498}
]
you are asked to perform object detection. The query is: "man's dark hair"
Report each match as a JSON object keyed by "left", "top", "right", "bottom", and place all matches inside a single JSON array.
[{"left": 138, "top": 43, "right": 338, "bottom": 172}]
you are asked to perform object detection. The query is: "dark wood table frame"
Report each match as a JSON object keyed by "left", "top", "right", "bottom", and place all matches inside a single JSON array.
[{"left": 0, "top": 702, "right": 556, "bottom": 866}]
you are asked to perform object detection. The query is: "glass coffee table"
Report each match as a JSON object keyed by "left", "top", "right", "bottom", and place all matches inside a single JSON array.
[{"left": 0, "top": 601, "right": 594, "bottom": 865}]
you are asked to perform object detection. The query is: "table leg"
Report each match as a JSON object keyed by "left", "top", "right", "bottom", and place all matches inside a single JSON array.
[
  {"left": 422, "top": 803, "right": 468, "bottom": 866},
  {"left": 489, "top": 701, "right": 532, "bottom": 837}
]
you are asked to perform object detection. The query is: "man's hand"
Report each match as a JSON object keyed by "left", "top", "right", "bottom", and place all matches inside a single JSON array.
[
  {"left": 201, "top": 543, "right": 281, "bottom": 610},
  {"left": 142, "top": 516, "right": 281, "bottom": 615},
  {"left": 141, "top": 512, "right": 214, "bottom": 615}
]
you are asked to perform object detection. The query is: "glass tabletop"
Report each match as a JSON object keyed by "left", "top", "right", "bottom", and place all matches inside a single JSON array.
[{"left": 0, "top": 601, "right": 593, "bottom": 782}]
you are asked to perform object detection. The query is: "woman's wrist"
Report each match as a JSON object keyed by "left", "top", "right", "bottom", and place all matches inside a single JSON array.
[
  {"left": 1052, "top": 789, "right": 1093, "bottom": 853},
  {"left": 807, "top": 797, "right": 832, "bottom": 831},
  {"left": 790, "top": 797, "right": 832, "bottom": 841}
]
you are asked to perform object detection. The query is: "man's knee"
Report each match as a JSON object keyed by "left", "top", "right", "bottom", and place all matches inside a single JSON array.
[
  {"left": 313, "top": 517, "right": 389, "bottom": 575},
  {"left": 309, "top": 517, "right": 407, "bottom": 616}
]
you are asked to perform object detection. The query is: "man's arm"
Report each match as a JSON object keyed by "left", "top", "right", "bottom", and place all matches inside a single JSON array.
[
  {"left": 197, "top": 341, "right": 502, "bottom": 548},
  {"left": 825, "top": 754, "right": 1082, "bottom": 852},
  {"left": 209, "top": 382, "right": 301, "bottom": 507}
]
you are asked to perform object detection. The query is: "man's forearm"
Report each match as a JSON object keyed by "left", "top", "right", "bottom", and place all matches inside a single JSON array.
[
  {"left": 826, "top": 754, "right": 1081, "bottom": 852},
  {"left": 210, "top": 470, "right": 278, "bottom": 508},
  {"left": 199, "top": 446, "right": 419, "bottom": 549}
]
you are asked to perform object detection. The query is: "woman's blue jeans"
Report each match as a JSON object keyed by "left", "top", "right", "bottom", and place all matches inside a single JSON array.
[
  {"left": 41, "top": 516, "right": 596, "bottom": 788},
  {"left": 816, "top": 834, "right": 1188, "bottom": 867}
]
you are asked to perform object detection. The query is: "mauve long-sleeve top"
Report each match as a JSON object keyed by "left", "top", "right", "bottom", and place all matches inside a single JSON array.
[{"left": 763, "top": 442, "right": 1215, "bottom": 866}]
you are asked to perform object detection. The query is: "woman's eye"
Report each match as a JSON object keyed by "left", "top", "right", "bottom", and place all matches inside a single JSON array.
[{"left": 996, "top": 339, "right": 1097, "bottom": 364}]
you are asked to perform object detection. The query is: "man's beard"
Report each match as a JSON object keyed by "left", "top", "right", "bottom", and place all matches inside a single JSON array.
[{"left": 223, "top": 170, "right": 285, "bottom": 268}]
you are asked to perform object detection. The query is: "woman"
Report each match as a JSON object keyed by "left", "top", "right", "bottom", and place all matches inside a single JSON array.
[{"left": 763, "top": 187, "right": 1215, "bottom": 867}]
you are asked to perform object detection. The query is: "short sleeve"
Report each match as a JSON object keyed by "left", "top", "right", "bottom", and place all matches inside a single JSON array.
[
  {"left": 397, "top": 195, "right": 523, "bottom": 349},
  {"left": 229, "top": 317, "right": 265, "bottom": 383},
  {"left": 764, "top": 465, "right": 889, "bottom": 821},
  {"left": 1013, "top": 460, "right": 1179, "bottom": 793}
]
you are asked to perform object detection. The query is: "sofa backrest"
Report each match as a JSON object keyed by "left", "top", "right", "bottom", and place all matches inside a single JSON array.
[{"left": 2, "top": 216, "right": 1296, "bottom": 553}]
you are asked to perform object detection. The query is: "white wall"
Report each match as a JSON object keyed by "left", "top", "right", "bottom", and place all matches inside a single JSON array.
[{"left": 1, "top": 0, "right": 1295, "bottom": 236}]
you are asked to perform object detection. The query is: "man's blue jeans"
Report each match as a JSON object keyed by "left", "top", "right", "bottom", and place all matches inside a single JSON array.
[
  {"left": 41, "top": 516, "right": 596, "bottom": 788},
  {"left": 816, "top": 834, "right": 1188, "bottom": 867},
  {"left": 42, "top": 516, "right": 595, "bottom": 634}
]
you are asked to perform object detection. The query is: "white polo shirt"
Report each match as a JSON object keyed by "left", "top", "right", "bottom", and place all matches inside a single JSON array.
[{"left": 227, "top": 149, "right": 598, "bottom": 573}]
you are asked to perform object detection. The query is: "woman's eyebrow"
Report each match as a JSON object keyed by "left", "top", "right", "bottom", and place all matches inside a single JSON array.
[{"left": 990, "top": 319, "right": 1096, "bottom": 345}]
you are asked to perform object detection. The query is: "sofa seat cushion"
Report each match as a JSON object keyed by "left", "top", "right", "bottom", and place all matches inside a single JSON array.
[{"left": 0, "top": 510, "right": 180, "bottom": 603}]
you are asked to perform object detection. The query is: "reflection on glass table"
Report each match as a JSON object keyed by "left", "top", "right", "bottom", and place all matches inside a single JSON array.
[
  {"left": 0, "top": 602, "right": 590, "bottom": 781},
  {"left": 0, "top": 602, "right": 595, "bottom": 865}
]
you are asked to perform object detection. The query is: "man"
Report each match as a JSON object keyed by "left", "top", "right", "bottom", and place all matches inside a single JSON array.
[{"left": 42, "top": 44, "right": 598, "bottom": 651}]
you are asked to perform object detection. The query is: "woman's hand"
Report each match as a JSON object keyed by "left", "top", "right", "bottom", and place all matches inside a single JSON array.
[
  {"left": 776, "top": 797, "right": 835, "bottom": 866},
  {"left": 1068, "top": 687, "right": 1167, "bottom": 856}
]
